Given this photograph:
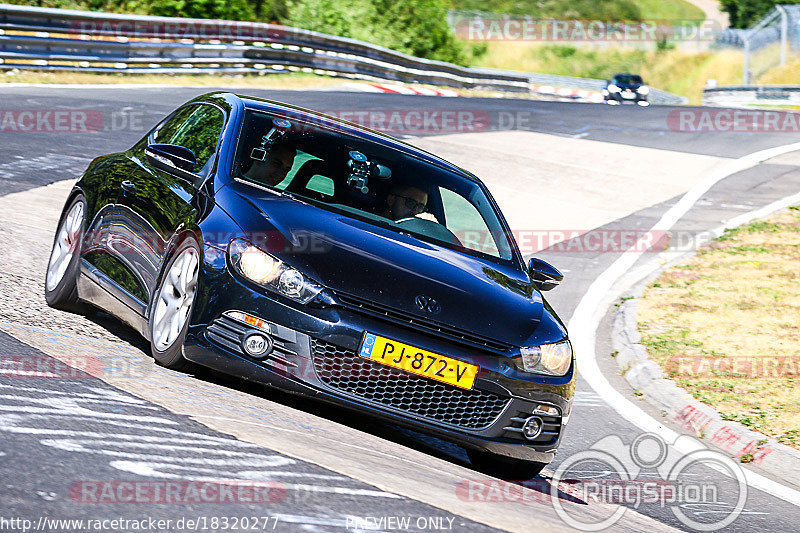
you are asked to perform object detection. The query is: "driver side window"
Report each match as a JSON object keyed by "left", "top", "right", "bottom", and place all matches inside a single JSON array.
[
  {"left": 153, "top": 104, "right": 225, "bottom": 174},
  {"left": 440, "top": 186, "right": 501, "bottom": 258}
]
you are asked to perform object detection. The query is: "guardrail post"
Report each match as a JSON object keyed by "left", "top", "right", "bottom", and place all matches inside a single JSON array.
[
  {"left": 744, "top": 36, "right": 750, "bottom": 85},
  {"left": 778, "top": 5, "right": 788, "bottom": 66}
]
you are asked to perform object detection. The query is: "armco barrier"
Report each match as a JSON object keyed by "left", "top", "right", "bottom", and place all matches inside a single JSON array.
[
  {"left": 0, "top": 3, "right": 686, "bottom": 103},
  {"left": 703, "top": 85, "right": 800, "bottom": 106},
  {"left": 0, "top": 4, "right": 530, "bottom": 90}
]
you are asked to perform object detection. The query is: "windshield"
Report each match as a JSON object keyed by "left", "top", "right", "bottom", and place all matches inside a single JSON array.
[
  {"left": 614, "top": 75, "right": 643, "bottom": 85},
  {"left": 233, "top": 108, "right": 517, "bottom": 264}
]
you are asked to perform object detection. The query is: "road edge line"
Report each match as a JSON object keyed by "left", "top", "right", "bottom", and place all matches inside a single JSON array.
[{"left": 568, "top": 141, "right": 800, "bottom": 508}]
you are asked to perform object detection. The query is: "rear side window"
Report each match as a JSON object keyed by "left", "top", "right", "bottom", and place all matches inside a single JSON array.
[{"left": 153, "top": 104, "right": 225, "bottom": 172}]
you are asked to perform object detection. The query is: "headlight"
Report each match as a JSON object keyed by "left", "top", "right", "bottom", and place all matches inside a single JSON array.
[
  {"left": 607, "top": 84, "right": 621, "bottom": 93},
  {"left": 518, "top": 340, "right": 572, "bottom": 376},
  {"left": 228, "top": 238, "right": 323, "bottom": 304},
  {"left": 637, "top": 85, "right": 650, "bottom": 95}
]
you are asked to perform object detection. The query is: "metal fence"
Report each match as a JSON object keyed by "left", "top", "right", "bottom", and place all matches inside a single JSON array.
[
  {"left": 0, "top": 4, "right": 686, "bottom": 104},
  {"left": 714, "top": 5, "right": 800, "bottom": 84}
]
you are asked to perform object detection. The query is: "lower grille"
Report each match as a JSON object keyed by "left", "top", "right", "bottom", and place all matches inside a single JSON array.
[
  {"left": 205, "top": 314, "right": 299, "bottom": 367},
  {"left": 311, "top": 339, "right": 509, "bottom": 430},
  {"left": 502, "top": 409, "right": 561, "bottom": 445}
]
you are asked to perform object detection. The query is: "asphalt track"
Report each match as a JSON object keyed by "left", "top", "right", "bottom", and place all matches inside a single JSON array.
[{"left": 1, "top": 85, "right": 800, "bottom": 532}]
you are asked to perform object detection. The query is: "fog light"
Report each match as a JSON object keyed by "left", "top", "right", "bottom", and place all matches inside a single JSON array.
[
  {"left": 522, "top": 416, "right": 544, "bottom": 440},
  {"left": 242, "top": 331, "right": 273, "bottom": 359}
]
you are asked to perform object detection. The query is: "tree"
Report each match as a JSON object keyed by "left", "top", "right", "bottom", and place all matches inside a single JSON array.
[{"left": 720, "top": 0, "right": 800, "bottom": 28}]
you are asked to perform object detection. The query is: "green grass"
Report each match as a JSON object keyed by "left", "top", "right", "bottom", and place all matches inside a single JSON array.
[{"left": 628, "top": 0, "right": 704, "bottom": 20}]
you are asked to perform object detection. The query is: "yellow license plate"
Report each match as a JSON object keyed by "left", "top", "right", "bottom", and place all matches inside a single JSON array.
[{"left": 358, "top": 332, "right": 479, "bottom": 390}]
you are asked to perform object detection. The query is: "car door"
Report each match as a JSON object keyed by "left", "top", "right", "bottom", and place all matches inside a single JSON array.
[{"left": 108, "top": 103, "right": 226, "bottom": 315}]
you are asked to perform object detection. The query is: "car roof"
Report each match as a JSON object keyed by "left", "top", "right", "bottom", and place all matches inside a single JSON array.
[{"left": 208, "top": 92, "right": 481, "bottom": 183}]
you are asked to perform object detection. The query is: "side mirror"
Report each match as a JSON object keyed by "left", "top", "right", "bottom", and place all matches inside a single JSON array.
[
  {"left": 146, "top": 143, "right": 198, "bottom": 178},
  {"left": 528, "top": 257, "right": 563, "bottom": 292}
]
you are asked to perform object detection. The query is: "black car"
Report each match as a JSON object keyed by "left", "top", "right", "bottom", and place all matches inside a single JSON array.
[
  {"left": 45, "top": 92, "right": 576, "bottom": 478},
  {"left": 604, "top": 73, "right": 650, "bottom": 106}
]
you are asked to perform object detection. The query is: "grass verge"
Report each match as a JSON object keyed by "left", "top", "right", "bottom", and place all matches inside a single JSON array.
[
  {"left": 0, "top": 70, "right": 347, "bottom": 89},
  {"left": 628, "top": 0, "right": 705, "bottom": 20},
  {"left": 637, "top": 207, "right": 800, "bottom": 449}
]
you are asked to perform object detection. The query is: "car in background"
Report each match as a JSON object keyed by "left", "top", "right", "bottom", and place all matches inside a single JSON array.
[
  {"left": 603, "top": 73, "right": 650, "bottom": 106},
  {"left": 44, "top": 92, "right": 576, "bottom": 479}
]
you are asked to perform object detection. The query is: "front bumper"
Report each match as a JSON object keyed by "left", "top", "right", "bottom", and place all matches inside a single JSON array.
[
  {"left": 184, "top": 252, "right": 576, "bottom": 463},
  {"left": 604, "top": 90, "right": 647, "bottom": 103}
]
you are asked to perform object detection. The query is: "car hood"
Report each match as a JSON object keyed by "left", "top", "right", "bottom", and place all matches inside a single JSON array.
[{"left": 221, "top": 185, "right": 551, "bottom": 348}]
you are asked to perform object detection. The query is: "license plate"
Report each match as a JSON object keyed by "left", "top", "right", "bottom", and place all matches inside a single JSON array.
[
  {"left": 622, "top": 92, "right": 636, "bottom": 99},
  {"left": 358, "top": 332, "right": 479, "bottom": 390}
]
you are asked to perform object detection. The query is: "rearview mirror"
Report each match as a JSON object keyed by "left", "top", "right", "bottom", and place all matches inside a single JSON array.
[
  {"left": 528, "top": 258, "right": 563, "bottom": 291},
  {"left": 146, "top": 143, "right": 198, "bottom": 177}
]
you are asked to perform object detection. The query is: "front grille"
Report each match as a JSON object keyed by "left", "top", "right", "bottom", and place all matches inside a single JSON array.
[
  {"left": 311, "top": 339, "right": 510, "bottom": 430},
  {"left": 335, "top": 292, "right": 513, "bottom": 354}
]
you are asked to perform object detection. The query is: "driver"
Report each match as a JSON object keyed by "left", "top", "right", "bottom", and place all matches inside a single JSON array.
[
  {"left": 382, "top": 185, "right": 430, "bottom": 221},
  {"left": 243, "top": 144, "right": 295, "bottom": 187}
]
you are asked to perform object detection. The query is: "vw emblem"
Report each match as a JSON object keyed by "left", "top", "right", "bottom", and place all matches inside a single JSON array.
[{"left": 415, "top": 295, "right": 441, "bottom": 314}]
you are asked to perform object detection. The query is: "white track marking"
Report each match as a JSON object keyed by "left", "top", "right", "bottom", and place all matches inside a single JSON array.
[
  {"left": 108, "top": 461, "right": 348, "bottom": 480},
  {"left": 569, "top": 141, "right": 800, "bottom": 507},
  {"left": 0, "top": 384, "right": 403, "bottom": 503}
]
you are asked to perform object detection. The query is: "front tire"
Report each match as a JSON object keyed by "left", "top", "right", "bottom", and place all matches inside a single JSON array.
[
  {"left": 467, "top": 449, "right": 547, "bottom": 480},
  {"left": 45, "top": 195, "right": 90, "bottom": 314},
  {"left": 149, "top": 237, "right": 201, "bottom": 370}
]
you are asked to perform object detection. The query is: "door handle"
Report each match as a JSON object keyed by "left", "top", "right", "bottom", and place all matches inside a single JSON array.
[{"left": 121, "top": 180, "right": 136, "bottom": 195}]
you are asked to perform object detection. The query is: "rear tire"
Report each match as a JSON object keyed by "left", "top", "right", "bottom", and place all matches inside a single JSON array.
[
  {"left": 149, "top": 237, "right": 201, "bottom": 371},
  {"left": 467, "top": 449, "right": 547, "bottom": 480},
  {"left": 45, "top": 195, "right": 90, "bottom": 314}
]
